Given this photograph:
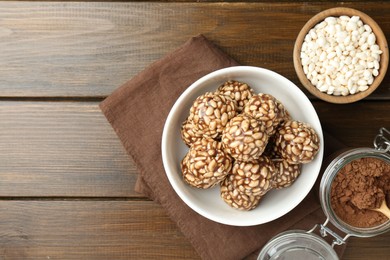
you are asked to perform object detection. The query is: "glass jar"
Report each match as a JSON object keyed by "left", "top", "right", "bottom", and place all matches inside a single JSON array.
[{"left": 258, "top": 127, "right": 390, "bottom": 260}]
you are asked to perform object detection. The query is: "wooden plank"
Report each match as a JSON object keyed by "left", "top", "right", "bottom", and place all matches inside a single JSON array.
[
  {"left": 343, "top": 235, "right": 390, "bottom": 260},
  {"left": 0, "top": 200, "right": 389, "bottom": 259},
  {"left": 4, "top": 0, "right": 384, "bottom": 2},
  {"left": 0, "top": 100, "right": 389, "bottom": 197},
  {"left": 312, "top": 100, "right": 390, "bottom": 148},
  {"left": 0, "top": 101, "right": 139, "bottom": 197},
  {"left": 0, "top": 2, "right": 389, "bottom": 98},
  {"left": 0, "top": 200, "right": 199, "bottom": 259}
]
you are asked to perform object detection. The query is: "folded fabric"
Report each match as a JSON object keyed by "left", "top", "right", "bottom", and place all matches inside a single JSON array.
[{"left": 100, "top": 35, "right": 346, "bottom": 260}]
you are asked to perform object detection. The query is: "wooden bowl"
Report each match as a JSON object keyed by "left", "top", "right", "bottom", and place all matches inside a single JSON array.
[{"left": 293, "top": 7, "right": 389, "bottom": 104}]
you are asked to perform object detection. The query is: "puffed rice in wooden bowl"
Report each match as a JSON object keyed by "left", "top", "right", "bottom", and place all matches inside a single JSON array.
[
  {"left": 293, "top": 7, "right": 388, "bottom": 104},
  {"left": 162, "top": 66, "right": 324, "bottom": 226}
]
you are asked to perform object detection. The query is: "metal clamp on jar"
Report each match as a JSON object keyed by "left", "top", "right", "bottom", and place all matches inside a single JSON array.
[{"left": 258, "top": 127, "right": 390, "bottom": 260}]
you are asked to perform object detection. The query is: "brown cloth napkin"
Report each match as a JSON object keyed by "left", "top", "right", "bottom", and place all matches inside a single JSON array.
[{"left": 100, "top": 35, "right": 346, "bottom": 260}]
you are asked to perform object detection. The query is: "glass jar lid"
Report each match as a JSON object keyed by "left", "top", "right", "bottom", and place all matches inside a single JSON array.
[
  {"left": 258, "top": 230, "right": 339, "bottom": 260},
  {"left": 258, "top": 128, "right": 390, "bottom": 260}
]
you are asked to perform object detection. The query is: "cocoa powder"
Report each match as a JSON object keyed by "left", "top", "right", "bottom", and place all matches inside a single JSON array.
[{"left": 331, "top": 157, "right": 390, "bottom": 228}]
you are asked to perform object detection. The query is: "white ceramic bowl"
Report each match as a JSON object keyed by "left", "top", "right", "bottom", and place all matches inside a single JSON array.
[{"left": 162, "top": 66, "right": 324, "bottom": 226}]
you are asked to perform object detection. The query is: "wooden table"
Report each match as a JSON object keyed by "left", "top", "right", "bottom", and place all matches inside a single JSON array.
[{"left": 0, "top": 1, "right": 389, "bottom": 259}]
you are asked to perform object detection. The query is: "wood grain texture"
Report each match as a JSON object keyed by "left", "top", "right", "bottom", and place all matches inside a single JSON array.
[
  {"left": 0, "top": 2, "right": 389, "bottom": 98},
  {"left": 0, "top": 2, "right": 389, "bottom": 259},
  {"left": 0, "top": 200, "right": 198, "bottom": 259},
  {"left": 312, "top": 100, "right": 390, "bottom": 147},
  {"left": 342, "top": 234, "right": 390, "bottom": 260},
  {"left": 0, "top": 200, "right": 388, "bottom": 260},
  {"left": 0, "top": 100, "right": 388, "bottom": 197},
  {"left": 0, "top": 101, "right": 139, "bottom": 197},
  {"left": 1, "top": 0, "right": 386, "bottom": 2}
]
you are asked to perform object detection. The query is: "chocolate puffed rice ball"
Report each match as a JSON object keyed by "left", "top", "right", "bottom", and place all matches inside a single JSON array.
[
  {"left": 180, "top": 119, "right": 203, "bottom": 147},
  {"left": 188, "top": 92, "right": 237, "bottom": 139},
  {"left": 243, "top": 93, "right": 288, "bottom": 136},
  {"left": 216, "top": 80, "right": 254, "bottom": 112},
  {"left": 272, "top": 159, "right": 302, "bottom": 189},
  {"left": 181, "top": 138, "right": 233, "bottom": 189},
  {"left": 276, "top": 99, "right": 292, "bottom": 122},
  {"left": 220, "top": 174, "right": 262, "bottom": 211},
  {"left": 231, "top": 156, "right": 276, "bottom": 196},
  {"left": 221, "top": 114, "right": 269, "bottom": 162},
  {"left": 275, "top": 120, "right": 320, "bottom": 164},
  {"left": 263, "top": 134, "right": 280, "bottom": 159}
]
